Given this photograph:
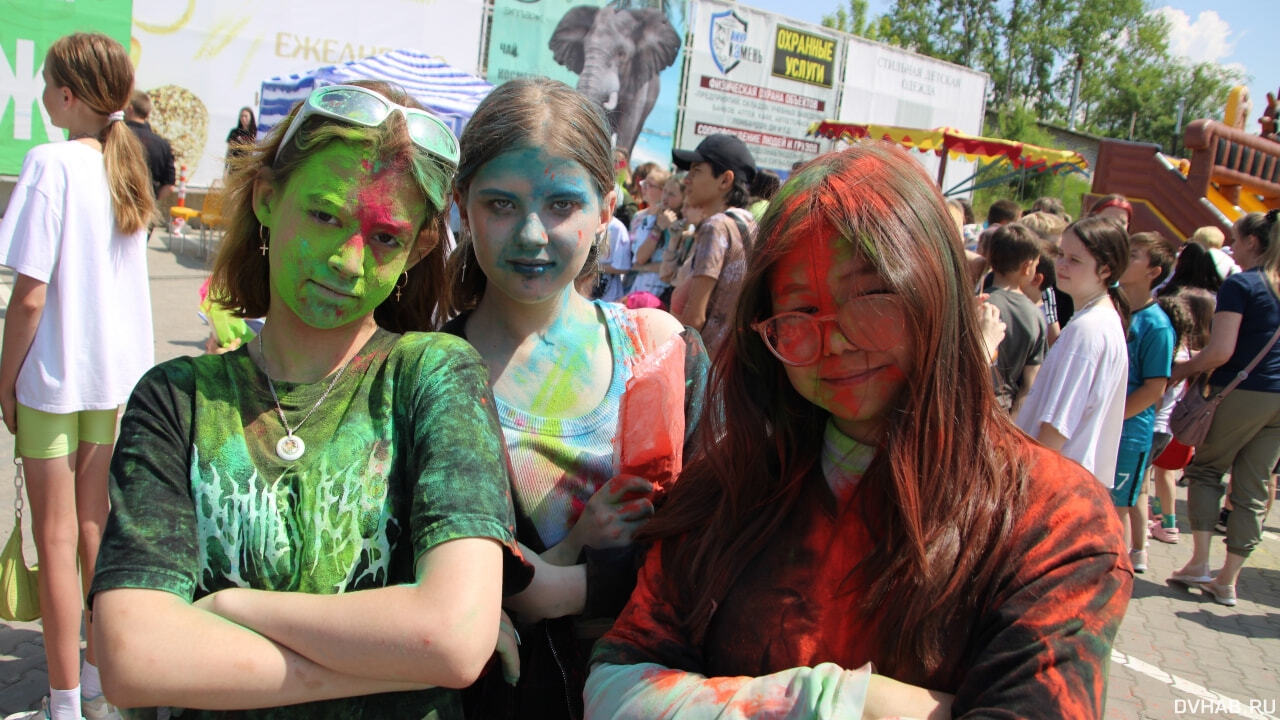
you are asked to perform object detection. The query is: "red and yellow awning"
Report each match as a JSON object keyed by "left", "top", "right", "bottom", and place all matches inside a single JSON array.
[{"left": 808, "top": 121, "right": 1087, "bottom": 170}]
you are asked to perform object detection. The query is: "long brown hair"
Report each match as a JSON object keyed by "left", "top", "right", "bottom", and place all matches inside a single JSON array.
[
  {"left": 641, "top": 144, "right": 1034, "bottom": 682},
  {"left": 444, "top": 77, "right": 614, "bottom": 317},
  {"left": 45, "top": 33, "right": 155, "bottom": 234},
  {"left": 209, "top": 80, "right": 453, "bottom": 332}
]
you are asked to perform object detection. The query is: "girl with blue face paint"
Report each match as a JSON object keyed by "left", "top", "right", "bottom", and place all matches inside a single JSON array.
[
  {"left": 443, "top": 78, "right": 709, "bottom": 720},
  {"left": 86, "top": 80, "right": 530, "bottom": 719}
]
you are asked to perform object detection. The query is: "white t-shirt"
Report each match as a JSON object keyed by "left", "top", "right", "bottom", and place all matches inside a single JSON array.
[
  {"left": 600, "top": 216, "right": 632, "bottom": 303},
  {"left": 628, "top": 210, "right": 667, "bottom": 298},
  {"left": 1015, "top": 297, "right": 1127, "bottom": 486},
  {"left": 0, "top": 141, "right": 154, "bottom": 413},
  {"left": 1153, "top": 345, "right": 1191, "bottom": 434}
]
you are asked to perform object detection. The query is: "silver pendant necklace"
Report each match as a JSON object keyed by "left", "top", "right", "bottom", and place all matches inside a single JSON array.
[{"left": 257, "top": 334, "right": 354, "bottom": 462}]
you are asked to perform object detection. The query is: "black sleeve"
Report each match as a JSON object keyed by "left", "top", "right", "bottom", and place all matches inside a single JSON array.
[
  {"left": 951, "top": 463, "right": 1133, "bottom": 719},
  {"left": 159, "top": 140, "right": 176, "bottom": 187},
  {"left": 582, "top": 545, "right": 644, "bottom": 618},
  {"left": 90, "top": 361, "right": 199, "bottom": 605},
  {"left": 401, "top": 333, "right": 533, "bottom": 595}
]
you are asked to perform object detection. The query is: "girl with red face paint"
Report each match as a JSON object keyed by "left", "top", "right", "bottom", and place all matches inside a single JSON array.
[
  {"left": 442, "top": 77, "right": 710, "bottom": 720},
  {"left": 85, "top": 80, "right": 532, "bottom": 719},
  {"left": 586, "top": 144, "right": 1132, "bottom": 719}
]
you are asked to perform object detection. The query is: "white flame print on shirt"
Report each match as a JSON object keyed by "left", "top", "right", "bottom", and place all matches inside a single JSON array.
[{"left": 191, "top": 443, "right": 398, "bottom": 594}]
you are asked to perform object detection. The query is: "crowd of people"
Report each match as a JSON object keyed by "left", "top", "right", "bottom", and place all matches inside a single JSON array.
[{"left": 1, "top": 30, "right": 1278, "bottom": 720}]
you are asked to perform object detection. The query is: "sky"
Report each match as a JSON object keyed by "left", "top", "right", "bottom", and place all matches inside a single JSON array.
[{"left": 737, "top": 0, "right": 1279, "bottom": 134}]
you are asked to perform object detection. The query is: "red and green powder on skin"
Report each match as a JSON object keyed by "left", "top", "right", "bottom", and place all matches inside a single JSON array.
[
  {"left": 260, "top": 141, "right": 426, "bottom": 333},
  {"left": 768, "top": 222, "right": 911, "bottom": 445}
]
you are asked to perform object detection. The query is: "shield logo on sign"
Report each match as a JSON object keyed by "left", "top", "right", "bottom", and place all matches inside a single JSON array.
[{"left": 709, "top": 9, "right": 747, "bottom": 75}]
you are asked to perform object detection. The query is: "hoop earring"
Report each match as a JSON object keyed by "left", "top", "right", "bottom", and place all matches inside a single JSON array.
[
  {"left": 258, "top": 226, "right": 269, "bottom": 256},
  {"left": 395, "top": 271, "right": 408, "bottom": 302}
]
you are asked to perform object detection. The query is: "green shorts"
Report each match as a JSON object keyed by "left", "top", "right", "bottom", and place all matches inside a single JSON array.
[{"left": 16, "top": 405, "right": 118, "bottom": 459}]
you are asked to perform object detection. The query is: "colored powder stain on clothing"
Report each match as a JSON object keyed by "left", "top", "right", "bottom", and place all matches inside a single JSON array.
[
  {"left": 528, "top": 357, "right": 591, "bottom": 417},
  {"left": 93, "top": 330, "right": 529, "bottom": 719},
  {"left": 524, "top": 311, "right": 604, "bottom": 418},
  {"left": 566, "top": 489, "right": 589, "bottom": 527},
  {"left": 593, "top": 439, "right": 1131, "bottom": 717},
  {"left": 192, "top": 375, "right": 399, "bottom": 594},
  {"left": 640, "top": 667, "right": 688, "bottom": 692},
  {"left": 444, "top": 301, "right": 644, "bottom": 547}
]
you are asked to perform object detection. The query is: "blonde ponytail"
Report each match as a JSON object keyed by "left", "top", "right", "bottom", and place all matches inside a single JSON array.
[
  {"left": 45, "top": 33, "right": 155, "bottom": 235},
  {"left": 100, "top": 118, "right": 156, "bottom": 234}
]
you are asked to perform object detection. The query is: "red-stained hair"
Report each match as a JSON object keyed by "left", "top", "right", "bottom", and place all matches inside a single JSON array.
[
  {"left": 641, "top": 144, "right": 1034, "bottom": 682},
  {"left": 1089, "top": 193, "right": 1133, "bottom": 224}
]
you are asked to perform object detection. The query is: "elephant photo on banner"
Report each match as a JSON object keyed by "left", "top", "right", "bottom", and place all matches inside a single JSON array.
[{"left": 550, "top": 1, "right": 680, "bottom": 162}]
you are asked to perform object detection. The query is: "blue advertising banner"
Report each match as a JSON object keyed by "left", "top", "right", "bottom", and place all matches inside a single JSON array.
[{"left": 678, "top": 0, "right": 844, "bottom": 174}]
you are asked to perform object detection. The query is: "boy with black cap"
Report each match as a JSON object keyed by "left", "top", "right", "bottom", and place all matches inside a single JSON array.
[{"left": 669, "top": 133, "right": 757, "bottom": 357}]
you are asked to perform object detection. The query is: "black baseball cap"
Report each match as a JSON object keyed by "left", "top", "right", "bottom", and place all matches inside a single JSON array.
[{"left": 672, "top": 134, "right": 757, "bottom": 185}]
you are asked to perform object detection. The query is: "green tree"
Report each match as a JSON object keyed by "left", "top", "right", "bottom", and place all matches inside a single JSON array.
[
  {"left": 1076, "top": 11, "right": 1242, "bottom": 152},
  {"left": 877, "top": 0, "right": 1000, "bottom": 72},
  {"left": 821, "top": 0, "right": 886, "bottom": 39},
  {"left": 843, "top": 0, "right": 1243, "bottom": 154}
]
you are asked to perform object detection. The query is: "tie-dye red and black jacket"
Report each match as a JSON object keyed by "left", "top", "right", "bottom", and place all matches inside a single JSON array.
[{"left": 592, "top": 440, "right": 1133, "bottom": 718}]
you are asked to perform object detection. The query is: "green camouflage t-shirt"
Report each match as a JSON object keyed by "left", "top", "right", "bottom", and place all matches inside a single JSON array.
[{"left": 92, "top": 330, "right": 527, "bottom": 719}]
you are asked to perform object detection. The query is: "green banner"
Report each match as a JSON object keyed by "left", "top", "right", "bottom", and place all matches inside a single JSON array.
[
  {"left": 1, "top": 0, "right": 133, "bottom": 175},
  {"left": 486, "top": 0, "right": 584, "bottom": 87}
]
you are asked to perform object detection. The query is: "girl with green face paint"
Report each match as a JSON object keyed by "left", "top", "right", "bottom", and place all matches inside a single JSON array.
[
  {"left": 88, "top": 81, "right": 532, "bottom": 719},
  {"left": 441, "top": 77, "right": 710, "bottom": 719}
]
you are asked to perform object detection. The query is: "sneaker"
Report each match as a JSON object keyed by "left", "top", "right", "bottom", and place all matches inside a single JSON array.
[
  {"left": 1151, "top": 524, "right": 1180, "bottom": 544},
  {"left": 1129, "top": 549, "right": 1148, "bottom": 573},
  {"left": 3, "top": 697, "right": 53, "bottom": 720},
  {"left": 81, "top": 695, "right": 120, "bottom": 720},
  {"left": 1199, "top": 580, "right": 1238, "bottom": 607},
  {"left": 1215, "top": 508, "right": 1230, "bottom": 534}
]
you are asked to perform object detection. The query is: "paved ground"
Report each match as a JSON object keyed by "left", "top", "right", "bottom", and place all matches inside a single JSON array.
[{"left": 1, "top": 235, "right": 1278, "bottom": 718}]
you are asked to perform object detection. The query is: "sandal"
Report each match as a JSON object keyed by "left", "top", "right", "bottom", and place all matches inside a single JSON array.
[
  {"left": 1199, "top": 580, "right": 1237, "bottom": 607},
  {"left": 1168, "top": 566, "right": 1212, "bottom": 586}
]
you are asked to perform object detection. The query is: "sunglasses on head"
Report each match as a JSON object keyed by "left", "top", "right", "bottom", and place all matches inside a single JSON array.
[{"left": 273, "top": 84, "right": 459, "bottom": 170}]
